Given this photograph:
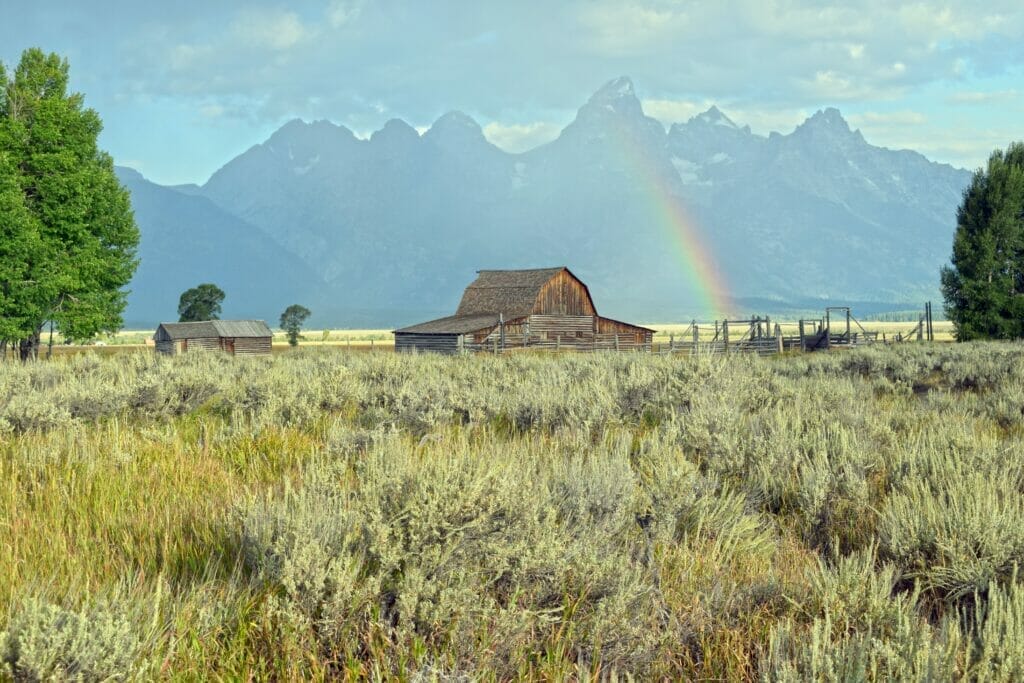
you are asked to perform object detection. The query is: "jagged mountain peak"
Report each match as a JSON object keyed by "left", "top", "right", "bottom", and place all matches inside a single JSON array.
[
  {"left": 424, "top": 110, "right": 487, "bottom": 145},
  {"left": 269, "top": 118, "right": 352, "bottom": 142},
  {"left": 582, "top": 76, "right": 643, "bottom": 118},
  {"left": 795, "top": 108, "right": 860, "bottom": 138},
  {"left": 696, "top": 105, "right": 736, "bottom": 128},
  {"left": 591, "top": 76, "right": 635, "bottom": 100},
  {"left": 370, "top": 118, "right": 420, "bottom": 145}
]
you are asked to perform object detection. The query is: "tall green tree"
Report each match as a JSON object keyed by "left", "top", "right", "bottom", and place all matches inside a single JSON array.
[
  {"left": 178, "top": 283, "right": 225, "bottom": 322},
  {"left": 0, "top": 48, "right": 139, "bottom": 359},
  {"left": 941, "top": 142, "right": 1024, "bottom": 340},
  {"left": 280, "top": 304, "right": 311, "bottom": 346}
]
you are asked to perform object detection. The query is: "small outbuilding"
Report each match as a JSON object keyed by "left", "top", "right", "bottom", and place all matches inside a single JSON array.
[
  {"left": 395, "top": 267, "right": 654, "bottom": 354},
  {"left": 154, "top": 320, "right": 273, "bottom": 356}
]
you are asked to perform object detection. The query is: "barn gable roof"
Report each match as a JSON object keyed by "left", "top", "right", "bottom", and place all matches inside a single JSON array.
[
  {"left": 157, "top": 320, "right": 273, "bottom": 340},
  {"left": 455, "top": 267, "right": 590, "bottom": 318}
]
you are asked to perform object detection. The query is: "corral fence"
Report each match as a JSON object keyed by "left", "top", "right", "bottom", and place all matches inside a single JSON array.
[
  {"left": 464, "top": 306, "right": 912, "bottom": 357},
  {"left": 464, "top": 332, "right": 651, "bottom": 354}
]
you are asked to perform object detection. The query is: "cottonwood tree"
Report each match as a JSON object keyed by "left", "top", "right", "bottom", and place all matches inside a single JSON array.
[
  {"left": 941, "top": 142, "right": 1024, "bottom": 340},
  {"left": 178, "top": 283, "right": 225, "bottom": 322},
  {"left": 0, "top": 49, "right": 139, "bottom": 360},
  {"left": 280, "top": 304, "right": 311, "bottom": 346}
]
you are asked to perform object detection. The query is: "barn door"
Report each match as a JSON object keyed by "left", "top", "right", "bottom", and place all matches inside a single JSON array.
[{"left": 224, "top": 338, "right": 235, "bottom": 354}]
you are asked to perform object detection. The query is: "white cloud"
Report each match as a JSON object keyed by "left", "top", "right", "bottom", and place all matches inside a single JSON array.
[
  {"left": 799, "top": 69, "right": 904, "bottom": 101},
  {"left": 326, "top": 0, "right": 364, "bottom": 28},
  {"left": 482, "top": 121, "right": 561, "bottom": 152},
  {"left": 231, "top": 9, "right": 309, "bottom": 50},
  {"left": 199, "top": 103, "right": 226, "bottom": 118},
  {"left": 848, "top": 110, "right": 927, "bottom": 127},
  {"left": 948, "top": 89, "right": 1019, "bottom": 104},
  {"left": 641, "top": 99, "right": 712, "bottom": 124},
  {"left": 576, "top": 4, "right": 682, "bottom": 54}
]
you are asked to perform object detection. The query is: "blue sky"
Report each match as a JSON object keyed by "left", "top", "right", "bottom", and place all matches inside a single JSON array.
[{"left": 3, "top": 1, "right": 1022, "bottom": 185}]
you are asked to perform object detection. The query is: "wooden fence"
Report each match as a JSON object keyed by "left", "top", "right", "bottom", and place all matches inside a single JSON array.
[{"left": 464, "top": 332, "right": 651, "bottom": 354}]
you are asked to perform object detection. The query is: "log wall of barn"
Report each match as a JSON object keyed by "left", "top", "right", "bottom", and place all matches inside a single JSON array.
[
  {"left": 597, "top": 318, "right": 652, "bottom": 344},
  {"left": 233, "top": 338, "right": 272, "bottom": 356},
  {"left": 395, "top": 333, "right": 462, "bottom": 354},
  {"left": 185, "top": 337, "right": 221, "bottom": 352},
  {"left": 155, "top": 340, "right": 177, "bottom": 355},
  {"left": 533, "top": 270, "right": 597, "bottom": 316}
]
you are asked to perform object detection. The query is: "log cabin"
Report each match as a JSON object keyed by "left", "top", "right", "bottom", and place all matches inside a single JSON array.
[
  {"left": 394, "top": 267, "right": 653, "bottom": 354},
  {"left": 154, "top": 320, "right": 273, "bottom": 356}
]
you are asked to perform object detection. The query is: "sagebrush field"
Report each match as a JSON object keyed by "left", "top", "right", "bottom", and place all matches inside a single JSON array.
[{"left": 1, "top": 344, "right": 1023, "bottom": 680}]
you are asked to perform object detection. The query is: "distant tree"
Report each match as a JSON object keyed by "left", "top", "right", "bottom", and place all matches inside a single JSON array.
[
  {"left": 280, "top": 304, "right": 311, "bottom": 346},
  {"left": 0, "top": 48, "right": 140, "bottom": 360},
  {"left": 178, "top": 283, "right": 225, "bottom": 322},
  {"left": 940, "top": 142, "right": 1024, "bottom": 340}
]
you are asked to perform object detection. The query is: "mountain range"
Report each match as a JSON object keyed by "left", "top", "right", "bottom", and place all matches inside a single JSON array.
[{"left": 117, "top": 77, "right": 972, "bottom": 327}]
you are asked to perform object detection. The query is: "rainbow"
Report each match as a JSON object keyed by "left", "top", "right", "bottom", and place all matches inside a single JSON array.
[{"left": 608, "top": 125, "right": 733, "bottom": 317}]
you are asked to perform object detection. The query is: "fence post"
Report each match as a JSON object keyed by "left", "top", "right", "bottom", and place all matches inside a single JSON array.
[
  {"left": 917, "top": 316, "right": 924, "bottom": 341},
  {"left": 614, "top": 334, "right": 620, "bottom": 352},
  {"left": 555, "top": 335, "right": 560, "bottom": 351},
  {"left": 723, "top": 320, "right": 730, "bottom": 350},
  {"left": 775, "top": 323, "right": 783, "bottom": 354},
  {"left": 692, "top": 321, "right": 699, "bottom": 345}
]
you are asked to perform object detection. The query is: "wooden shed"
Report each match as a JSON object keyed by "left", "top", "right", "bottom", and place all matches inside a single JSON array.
[
  {"left": 395, "top": 267, "right": 654, "bottom": 354},
  {"left": 154, "top": 320, "right": 273, "bottom": 356}
]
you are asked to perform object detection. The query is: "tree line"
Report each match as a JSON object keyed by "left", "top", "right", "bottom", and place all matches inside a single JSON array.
[{"left": 0, "top": 49, "right": 138, "bottom": 360}]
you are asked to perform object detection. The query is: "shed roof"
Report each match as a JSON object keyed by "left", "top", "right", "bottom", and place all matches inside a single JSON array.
[
  {"left": 157, "top": 320, "right": 273, "bottom": 339},
  {"left": 598, "top": 316, "right": 657, "bottom": 333},
  {"left": 394, "top": 313, "right": 501, "bottom": 335},
  {"left": 455, "top": 267, "right": 574, "bottom": 318}
]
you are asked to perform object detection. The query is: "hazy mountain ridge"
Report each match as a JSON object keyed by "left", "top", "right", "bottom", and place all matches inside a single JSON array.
[{"left": 120, "top": 77, "right": 971, "bottom": 326}]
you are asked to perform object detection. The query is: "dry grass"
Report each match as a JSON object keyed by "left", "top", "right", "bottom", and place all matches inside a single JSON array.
[{"left": 1, "top": 343, "right": 1022, "bottom": 679}]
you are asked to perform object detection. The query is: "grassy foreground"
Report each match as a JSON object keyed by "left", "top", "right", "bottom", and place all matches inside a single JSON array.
[{"left": 1, "top": 344, "right": 1023, "bottom": 680}]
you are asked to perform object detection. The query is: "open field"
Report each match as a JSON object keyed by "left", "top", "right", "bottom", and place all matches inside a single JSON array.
[{"left": 1, "top": 343, "right": 1022, "bottom": 679}]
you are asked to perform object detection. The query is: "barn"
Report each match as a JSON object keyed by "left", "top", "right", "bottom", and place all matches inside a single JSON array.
[
  {"left": 394, "top": 267, "right": 654, "bottom": 354},
  {"left": 154, "top": 320, "right": 273, "bottom": 356}
]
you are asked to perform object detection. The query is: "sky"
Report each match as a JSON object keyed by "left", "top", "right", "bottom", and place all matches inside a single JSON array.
[{"left": 3, "top": 0, "right": 1022, "bottom": 186}]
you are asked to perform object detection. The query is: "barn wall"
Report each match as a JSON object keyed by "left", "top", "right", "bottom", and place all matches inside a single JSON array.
[
  {"left": 533, "top": 270, "right": 596, "bottom": 316},
  {"left": 597, "top": 318, "right": 653, "bottom": 344},
  {"left": 472, "top": 320, "right": 518, "bottom": 343},
  {"left": 395, "top": 333, "right": 462, "bottom": 354},
  {"left": 527, "top": 314, "right": 595, "bottom": 336},
  {"left": 155, "top": 340, "right": 177, "bottom": 355},
  {"left": 233, "top": 337, "right": 272, "bottom": 356},
  {"left": 185, "top": 337, "right": 221, "bottom": 352}
]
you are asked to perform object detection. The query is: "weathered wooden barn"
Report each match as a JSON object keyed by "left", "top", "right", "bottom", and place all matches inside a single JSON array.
[
  {"left": 154, "top": 320, "right": 273, "bottom": 356},
  {"left": 395, "top": 267, "right": 654, "bottom": 354}
]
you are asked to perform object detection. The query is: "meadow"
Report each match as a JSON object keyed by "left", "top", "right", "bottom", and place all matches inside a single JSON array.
[{"left": 1, "top": 342, "right": 1022, "bottom": 680}]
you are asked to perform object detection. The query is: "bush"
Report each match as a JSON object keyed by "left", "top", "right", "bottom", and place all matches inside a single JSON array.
[{"left": 0, "top": 597, "right": 143, "bottom": 681}]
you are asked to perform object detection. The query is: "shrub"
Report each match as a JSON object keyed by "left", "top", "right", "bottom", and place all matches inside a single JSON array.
[{"left": 0, "top": 597, "right": 143, "bottom": 681}]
